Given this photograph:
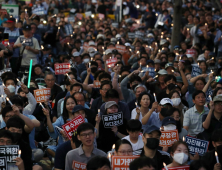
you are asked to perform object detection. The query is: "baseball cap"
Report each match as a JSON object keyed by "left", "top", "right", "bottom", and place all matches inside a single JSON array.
[
  {"left": 213, "top": 95, "right": 222, "bottom": 102},
  {"left": 89, "top": 41, "right": 96, "bottom": 46},
  {"left": 165, "top": 63, "right": 174, "bottom": 69},
  {"left": 143, "top": 125, "right": 161, "bottom": 136},
  {"left": 72, "top": 105, "right": 85, "bottom": 113},
  {"left": 125, "top": 43, "right": 131, "bottom": 47},
  {"left": 147, "top": 60, "right": 154, "bottom": 65},
  {"left": 154, "top": 59, "right": 161, "bottom": 64},
  {"left": 111, "top": 38, "right": 117, "bottom": 43},
  {"left": 116, "top": 34, "right": 121, "bottom": 39},
  {"left": 105, "top": 49, "right": 113, "bottom": 55},
  {"left": 176, "top": 76, "right": 183, "bottom": 83},
  {"left": 160, "top": 39, "right": 167, "bottom": 45},
  {"left": 158, "top": 69, "right": 168, "bottom": 75},
  {"left": 6, "top": 18, "right": 16, "bottom": 23},
  {"left": 147, "top": 33, "right": 154, "bottom": 37},
  {"left": 134, "top": 84, "right": 147, "bottom": 92},
  {"left": 73, "top": 52, "right": 80, "bottom": 57},
  {"left": 174, "top": 45, "right": 180, "bottom": 50},
  {"left": 160, "top": 98, "right": 173, "bottom": 106},
  {"left": 162, "top": 117, "right": 176, "bottom": 126},
  {"left": 105, "top": 101, "right": 118, "bottom": 110},
  {"left": 97, "top": 34, "right": 105, "bottom": 40},
  {"left": 22, "top": 24, "right": 31, "bottom": 31}
]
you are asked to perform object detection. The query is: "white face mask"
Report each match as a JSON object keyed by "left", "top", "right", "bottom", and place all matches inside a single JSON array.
[
  {"left": 173, "top": 152, "right": 188, "bottom": 164},
  {"left": 171, "top": 98, "right": 181, "bottom": 106},
  {"left": 7, "top": 85, "right": 15, "bottom": 93},
  {"left": 217, "top": 94, "right": 222, "bottom": 97},
  {"left": 163, "top": 124, "right": 176, "bottom": 131},
  {"left": 83, "top": 58, "right": 90, "bottom": 63}
]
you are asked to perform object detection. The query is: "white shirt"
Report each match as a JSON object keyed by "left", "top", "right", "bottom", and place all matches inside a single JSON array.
[{"left": 122, "top": 135, "right": 144, "bottom": 155}]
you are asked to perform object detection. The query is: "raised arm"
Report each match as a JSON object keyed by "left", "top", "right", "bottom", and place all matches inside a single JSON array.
[
  {"left": 179, "top": 62, "right": 189, "bottom": 95},
  {"left": 202, "top": 73, "right": 213, "bottom": 93},
  {"left": 141, "top": 102, "right": 158, "bottom": 125}
]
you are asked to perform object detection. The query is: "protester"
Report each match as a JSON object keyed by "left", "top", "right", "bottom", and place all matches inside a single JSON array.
[{"left": 114, "top": 139, "right": 133, "bottom": 156}]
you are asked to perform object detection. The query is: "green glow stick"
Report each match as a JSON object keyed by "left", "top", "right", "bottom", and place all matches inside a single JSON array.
[{"left": 27, "top": 59, "right": 33, "bottom": 88}]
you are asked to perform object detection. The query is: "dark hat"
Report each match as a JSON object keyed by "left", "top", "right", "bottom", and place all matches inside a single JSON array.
[
  {"left": 143, "top": 125, "right": 161, "bottom": 135},
  {"left": 162, "top": 117, "right": 176, "bottom": 126},
  {"left": 44, "top": 44, "right": 52, "bottom": 49},
  {"left": 74, "top": 39, "right": 81, "bottom": 44},
  {"left": 22, "top": 24, "right": 31, "bottom": 31},
  {"left": 147, "top": 60, "right": 154, "bottom": 65},
  {"left": 72, "top": 105, "right": 85, "bottom": 113},
  {"left": 6, "top": 18, "right": 16, "bottom": 23},
  {"left": 174, "top": 45, "right": 180, "bottom": 50}
]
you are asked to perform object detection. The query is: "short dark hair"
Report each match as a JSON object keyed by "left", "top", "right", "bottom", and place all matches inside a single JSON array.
[
  {"left": 192, "top": 90, "right": 205, "bottom": 100},
  {"left": 6, "top": 116, "right": 25, "bottom": 130},
  {"left": 77, "top": 123, "right": 94, "bottom": 136},
  {"left": 115, "top": 139, "right": 132, "bottom": 152},
  {"left": 3, "top": 77, "right": 16, "bottom": 85},
  {"left": 194, "top": 77, "right": 206, "bottom": 86},
  {"left": 160, "top": 108, "right": 171, "bottom": 117},
  {"left": 91, "top": 61, "right": 98, "bottom": 68},
  {"left": 129, "top": 75, "right": 142, "bottom": 84},
  {"left": 164, "top": 75, "right": 176, "bottom": 84},
  {"left": 0, "top": 129, "right": 14, "bottom": 141},
  {"left": 87, "top": 156, "right": 110, "bottom": 170},
  {"left": 212, "top": 128, "right": 222, "bottom": 142},
  {"left": 1, "top": 106, "right": 13, "bottom": 118},
  {"left": 137, "top": 92, "right": 153, "bottom": 107},
  {"left": 94, "top": 70, "right": 105, "bottom": 80},
  {"left": 105, "top": 89, "right": 119, "bottom": 99},
  {"left": 10, "top": 95, "right": 24, "bottom": 108},
  {"left": 71, "top": 131, "right": 82, "bottom": 148},
  {"left": 17, "top": 87, "right": 23, "bottom": 94},
  {"left": 126, "top": 119, "right": 142, "bottom": 132},
  {"left": 129, "top": 157, "right": 156, "bottom": 170},
  {"left": 99, "top": 72, "right": 111, "bottom": 81},
  {"left": 70, "top": 83, "right": 83, "bottom": 92},
  {"left": 100, "top": 80, "right": 112, "bottom": 90}
]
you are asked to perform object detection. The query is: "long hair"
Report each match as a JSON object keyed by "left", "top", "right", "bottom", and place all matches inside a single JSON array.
[{"left": 62, "top": 96, "right": 77, "bottom": 122}]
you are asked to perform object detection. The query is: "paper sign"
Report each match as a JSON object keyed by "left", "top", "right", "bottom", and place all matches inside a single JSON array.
[
  {"left": 128, "top": 32, "right": 135, "bottom": 39},
  {"left": 98, "top": 13, "right": 105, "bottom": 19},
  {"left": 112, "top": 156, "right": 139, "bottom": 170},
  {"left": 0, "top": 157, "right": 7, "bottom": 170},
  {"left": 185, "top": 136, "right": 209, "bottom": 156},
  {"left": 76, "top": 13, "right": 83, "bottom": 20},
  {"left": 159, "top": 130, "right": 179, "bottom": 147},
  {"left": 34, "top": 88, "right": 51, "bottom": 103},
  {"left": 191, "top": 65, "right": 202, "bottom": 77},
  {"left": 106, "top": 58, "right": 117, "bottom": 68},
  {"left": 0, "top": 145, "right": 19, "bottom": 163},
  {"left": 0, "top": 9, "right": 7, "bottom": 14},
  {"left": 54, "top": 63, "right": 70, "bottom": 75},
  {"left": 93, "top": 80, "right": 101, "bottom": 88},
  {"left": 186, "top": 49, "right": 196, "bottom": 55},
  {"left": 62, "top": 115, "right": 85, "bottom": 140},
  {"left": 162, "top": 165, "right": 189, "bottom": 170},
  {"left": 32, "top": 7, "right": 45, "bottom": 15},
  {"left": 102, "top": 112, "right": 123, "bottom": 128},
  {"left": 2, "top": 4, "right": 19, "bottom": 18},
  {"left": 85, "top": 11, "right": 92, "bottom": 17},
  {"left": 83, "top": 42, "right": 89, "bottom": 50},
  {"left": 115, "top": 45, "right": 126, "bottom": 54},
  {"left": 72, "top": 160, "right": 86, "bottom": 170}
]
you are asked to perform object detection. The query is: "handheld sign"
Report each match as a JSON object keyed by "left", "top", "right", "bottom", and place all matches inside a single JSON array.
[
  {"left": 185, "top": 136, "right": 209, "bottom": 156},
  {"left": 128, "top": 32, "right": 135, "bottom": 39},
  {"left": 54, "top": 63, "right": 70, "bottom": 75},
  {"left": 98, "top": 13, "right": 105, "bottom": 19},
  {"left": 72, "top": 161, "right": 86, "bottom": 170},
  {"left": 186, "top": 49, "right": 196, "bottom": 56},
  {"left": 62, "top": 115, "right": 85, "bottom": 140},
  {"left": 159, "top": 130, "right": 179, "bottom": 147},
  {"left": 112, "top": 156, "right": 139, "bottom": 170},
  {"left": 0, "top": 9, "right": 7, "bottom": 14},
  {"left": 76, "top": 13, "right": 83, "bottom": 20},
  {"left": 115, "top": 45, "right": 126, "bottom": 54},
  {"left": 93, "top": 80, "right": 101, "bottom": 88},
  {"left": 102, "top": 112, "right": 123, "bottom": 128},
  {"left": 34, "top": 88, "right": 51, "bottom": 103},
  {"left": 106, "top": 58, "right": 117, "bottom": 68},
  {"left": 191, "top": 65, "right": 202, "bottom": 77},
  {"left": 83, "top": 42, "right": 89, "bottom": 50},
  {"left": 162, "top": 165, "right": 190, "bottom": 170},
  {"left": 0, "top": 157, "right": 7, "bottom": 170}
]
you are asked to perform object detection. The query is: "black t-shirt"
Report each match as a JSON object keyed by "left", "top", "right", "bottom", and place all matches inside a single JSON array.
[
  {"left": 55, "top": 140, "right": 72, "bottom": 169},
  {"left": 156, "top": 90, "right": 168, "bottom": 103},
  {"left": 19, "top": 139, "right": 33, "bottom": 170},
  {"left": 50, "top": 84, "right": 63, "bottom": 101}
]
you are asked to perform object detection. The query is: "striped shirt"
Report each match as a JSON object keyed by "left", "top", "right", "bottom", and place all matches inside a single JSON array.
[{"left": 183, "top": 105, "right": 209, "bottom": 137}]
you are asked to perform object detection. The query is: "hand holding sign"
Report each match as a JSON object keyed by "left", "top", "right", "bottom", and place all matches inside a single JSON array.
[
  {"left": 14, "top": 157, "right": 24, "bottom": 170},
  {"left": 111, "top": 125, "right": 118, "bottom": 134}
]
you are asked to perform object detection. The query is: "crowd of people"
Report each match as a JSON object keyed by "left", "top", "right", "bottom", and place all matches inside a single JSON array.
[{"left": 0, "top": 0, "right": 222, "bottom": 170}]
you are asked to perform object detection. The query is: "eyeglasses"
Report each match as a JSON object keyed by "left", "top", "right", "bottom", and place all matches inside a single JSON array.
[
  {"left": 118, "top": 150, "right": 133, "bottom": 154},
  {"left": 80, "top": 131, "right": 94, "bottom": 138}
]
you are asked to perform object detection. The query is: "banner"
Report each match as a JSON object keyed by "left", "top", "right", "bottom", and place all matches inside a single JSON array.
[
  {"left": 62, "top": 115, "right": 85, "bottom": 140},
  {"left": 185, "top": 136, "right": 209, "bottom": 156},
  {"left": 72, "top": 161, "right": 86, "bottom": 170},
  {"left": 83, "top": 42, "right": 89, "bottom": 50},
  {"left": 1, "top": 4, "right": 19, "bottom": 18},
  {"left": 98, "top": 13, "right": 105, "bottom": 19},
  {"left": 112, "top": 156, "right": 139, "bottom": 170},
  {"left": 93, "top": 80, "right": 101, "bottom": 88},
  {"left": 115, "top": 45, "right": 126, "bottom": 54},
  {"left": 162, "top": 165, "right": 189, "bottom": 170},
  {"left": 191, "top": 65, "right": 202, "bottom": 77},
  {"left": 128, "top": 32, "right": 135, "bottom": 39},
  {"left": 102, "top": 112, "right": 123, "bottom": 128},
  {"left": 76, "top": 13, "right": 83, "bottom": 20},
  {"left": 135, "top": 31, "right": 144, "bottom": 39},
  {"left": 34, "top": 88, "right": 51, "bottom": 103},
  {"left": 0, "top": 157, "right": 7, "bottom": 170},
  {"left": 186, "top": 49, "right": 196, "bottom": 55},
  {"left": 159, "top": 130, "right": 179, "bottom": 147},
  {"left": 32, "top": 7, "right": 45, "bottom": 15},
  {"left": 106, "top": 58, "right": 117, "bottom": 68},
  {"left": 54, "top": 63, "right": 70, "bottom": 75},
  {"left": 0, "top": 9, "right": 7, "bottom": 14}
]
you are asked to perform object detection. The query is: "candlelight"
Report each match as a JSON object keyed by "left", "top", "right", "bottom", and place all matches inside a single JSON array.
[
  {"left": 137, "top": 51, "right": 140, "bottom": 54},
  {"left": 172, "top": 70, "right": 174, "bottom": 73},
  {"left": 155, "top": 13, "right": 158, "bottom": 16},
  {"left": 98, "top": 109, "right": 100, "bottom": 113},
  {"left": 146, "top": 65, "right": 148, "bottom": 68},
  {"left": 91, "top": 14, "right": 95, "bottom": 18},
  {"left": 78, "top": 21, "right": 82, "bottom": 25},
  {"left": 183, "top": 136, "right": 185, "bottom": 141},
  {"left": 41, "top": 45, "right": 44, "bottom": 50},
  {"left": 112, "top": 144, "right": 115, "bottom": 149},
  {"left": 135, "top": 102, "right": 137, "bottom": 106},
  {"left": 117, "top": 41, "right": 119, "bottom": 45},
  {"left": 215, "top": 151, "right": 218, "bottom": 157},
  {"left": 205, "top": 23, "right": 207, "bottom": 26},
  {"left": 171, "top": 24, "right": 173, "bottom": 27}
]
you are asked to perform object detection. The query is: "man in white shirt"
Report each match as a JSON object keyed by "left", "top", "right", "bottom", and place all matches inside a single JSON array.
[{"left": 122, "top": 119, "right": 144, "bottom": 155}]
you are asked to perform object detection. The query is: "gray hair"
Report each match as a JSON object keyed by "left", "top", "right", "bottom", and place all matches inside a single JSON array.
[{"left": 44, "top": 72, "right": 56, "bottom": 80}]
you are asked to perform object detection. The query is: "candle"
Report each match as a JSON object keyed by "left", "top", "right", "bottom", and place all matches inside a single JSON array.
[
  {"left": 58, "top": 27, "right": 60, "bottom": 32},
  {"left": 2, "top": 83, "right": 5, "bottom": 87},
  {"left": 1, "top": 95, "right": 5, "bottom": 102},
  {"left": 137, "top": 51, "right": 140, "bottom": 54},
  {"left": 98, "top": 109, "right": 100, "bottom": 116},
  {"left": 163, "top": 162, "right": 168, "bottom": 170},
  {"left": 91, "top": 14, "right": 95, "bottom": 18},
  {"left": 155, "top": 13, "right": 158, "bottom": 16},
  {"left": 117, "top": 41, "right": 119, "bottom": 45},
  {"left": 16, "top": 78, "right": 21, "bottom": 86},
  {"left": 6, "top": 97, "right": 13, "bottom": 106},
  {"left": 153, "top": 93, "right": 157, "bottom": 102},
  {"left": 140, "top": 63, "right": 141, "bottom": 68},
  {"left": 187, "top": 28, "right": 189, "bottom": 31},
  {"left": 172, "top": 70, "right": 174, "bottom": 73},
  {"left": 91, "top": 57, "right": 93, "bottom": 61},
  {"left": 171, "top": 24, "right": 173, "bottom": 27},
  {"left": 18, "top": 150, "right": 21, "bottom": 157},
  {"left": 129, "top": 49, "right": 132, "bottom": 52},
  {"left": 154, "top": 75, "right": 158, "bottom": 79},
  {"left": 39, "top": 102, "right": 45, "bottom": 109},
  {"left": 112, "top": 144, "right": 115, "bottom": 155},
  {"left": 25, "top": 9, "right": 27, "bottom": 14},
  {"left": 67, "top": 42, "right": 70, "bottom": 46},
  {"left": 66, "top": 73, "right": 71, "bottom": 81},
  {"left": 108, "top": 152, "right": 111, "bottom": 162},
  {"left": 55, "top": 126, "right": 63, "bottom": 131},
  {"left": 198, "top": 63, "right": 199, "bottom": 67},
  {"left": 146, "top": 65, "right": 148, "bottom": 68},
  {"left": 155, "top": 42, "right": 157, "bottom": 46},
  {"left": 205, "top": 23, "right": 207, "bottom": 26},
  {"left": 135, "top": 102, "right": 138, "bottom": 107},
  {"left": 41, "top": 45, "right": 44, "bottom": 50},
  {"left": 78, "top": 21, "right": 81, "bottom": 25},
  {"left": 209, "top": 95, "right": 212, "bottom": 101},
  {"left": 119, "top": 75, "right": 121, "bottom": 78},
  {"left": 183, "top": 136, "right": 185, "bottom": 141},
  {"left": 22, "top": 40, "right": 25, "bottom": 44},
  {"left": 102, "top": 46, "right": 104, "bottom": 50},
  {"left": 89, "top": 62, "right": 91, "bottom": 68},
  {"left": 215, "top": 151, "right": 219, "bottom": 163}
]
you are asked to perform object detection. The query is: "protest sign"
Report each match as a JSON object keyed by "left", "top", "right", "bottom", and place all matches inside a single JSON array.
[
  {"left": 135, "top": 31, "right": 144, "bottom": 39},
  {"left": 185, "top": 136, "right": 209, "bottom": 156},
  {"left": 112, "top": 22, "right": 119, "bottom": 28},
  {"left": 107, "top": 46, "right": 116, "bottom": 51},
  {"left": 54, "top": 63, "right": 70, "bottom": 75},
  {"left": 98, "top": 13, "right": 105, "bottom": 19},
  {"left": 76, "top": 13, "right": 83, "bottom": 20},
  {"left": 162, "top": 165, "right": 190, "bottom": 170},
  {"left": 115, "top": 45, "right": 126, "bottom": 54},
  {"left": 83, "top": 42, "right": 89, "bottom": 50},
  {"left": 2, "top": 4, "right": 19, "bottom": 18},
  {"left": 128, "top": 32, "right": 135, "bottom": 39},
  {"left": 0, "top": 9, "right": 7, "bottom": 14},
  {"left": 62, "top": 115, "right": 85, "bottom": 140},
  {"left": 112, "top": 156, "right": 139, "bottom": 170},
  {"left": 102, "top": 112, "right": 123, "bottom": 128},
  {"left": 20, "top": 37, "right": 33, "bottom": 46},
  {"left": 186, "top": 49, "right": 196, "bottom": 55},
  {"left": 32, "top": 7, "right": 45, "bottom": 15},
  {"left": 72, "top": 161, "right": 86, "bottom": 170},
  {"left": 191, "top": 65, "right": 202, "bottom": 77},
  {"left": 0, "top": 145, "right": 19, "bottom": 168},
  {"left": 34, "top": 88, "right": 51, "bottom": 103},
  {"left": 85, "top": 11, "right": 92, "bottom": 17},
  {"left": 106, "top": 58, "right": 117, "bottom": 68},
  {"left": 0, "top": 157, "right": 7, "bottom": 170},
  {"left": 159, "top": 130, "right": 179, "bottom": 147},
  {"left": 93, "top": 80, "right": 101, "bottom": 88}
]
